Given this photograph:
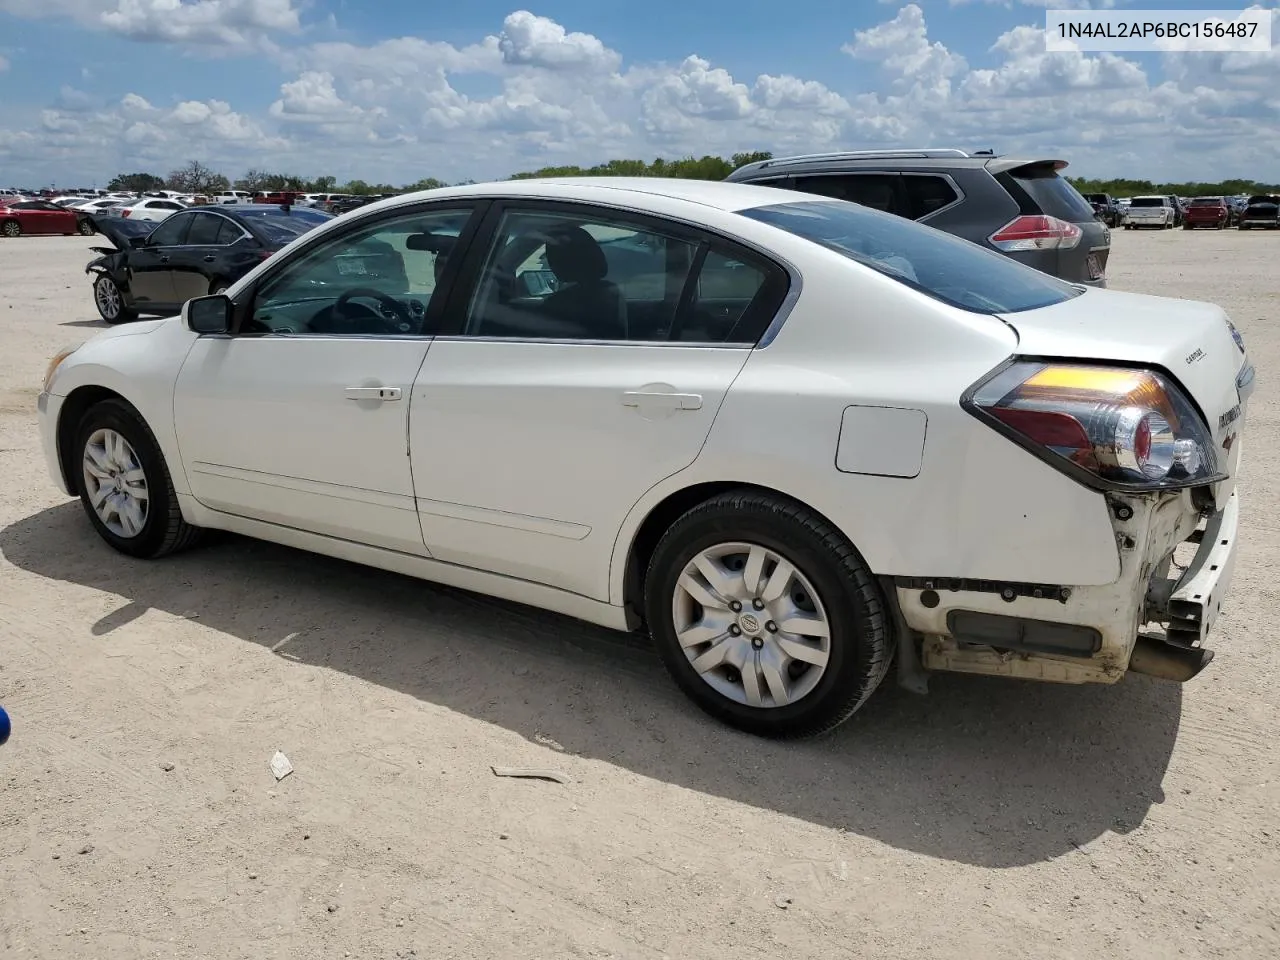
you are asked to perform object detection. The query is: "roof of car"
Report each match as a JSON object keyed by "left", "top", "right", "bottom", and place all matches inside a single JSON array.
[{"left": 372, "top": 177, "right": 804, "bottom": 215}]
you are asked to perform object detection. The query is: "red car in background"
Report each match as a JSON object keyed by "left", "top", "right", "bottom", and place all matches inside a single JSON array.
[
  {"left": 1183, "top": 197, "right": 1229, "bottom": 230},
  {"left": 0, "top": 198, "right": 95, "bottom": 237}
]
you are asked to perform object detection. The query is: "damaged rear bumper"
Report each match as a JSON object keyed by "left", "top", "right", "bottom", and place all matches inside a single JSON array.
[{"left": 893, "top": 487, "right": 1240, "bottom": 686}]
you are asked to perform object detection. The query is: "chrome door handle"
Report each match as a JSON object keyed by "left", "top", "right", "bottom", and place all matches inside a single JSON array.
[
  {"left": 345, "top": 386, "right": 402, "bottom": 401},
  {"left": 621, "top": 390, "right": 703, "bottom": 411}
]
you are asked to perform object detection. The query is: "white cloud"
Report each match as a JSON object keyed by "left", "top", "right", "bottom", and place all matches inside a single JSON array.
[
  {"left": 0, "top": 54, "right": 9, "bottom": 72},
  {"left": 496, "top": 10, "right": 621, "bottom": 72},
  {"left": 843, "top": 4, "right": 968, "bottom": 97},
  {"left": 0, "top": 0, "right": 301, "bottom": 48},
  {"left": 0, "top": 6, "right": 1276, "bottom": 187}
]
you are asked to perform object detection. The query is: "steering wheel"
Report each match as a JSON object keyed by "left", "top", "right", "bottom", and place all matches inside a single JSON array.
[{"left": 330, "top": 287, "right": 415, "bottom": 334}]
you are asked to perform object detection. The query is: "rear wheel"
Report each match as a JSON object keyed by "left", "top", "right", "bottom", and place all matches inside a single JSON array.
[
  {"left": 644, "top": 490, "right": 892, "bottom": 739},
  {"left": 93, "top": 274, "right": 137, "bottom": 325},
  {"left": 1, "top": 219, "right": 19, "bottom": 238},
  {"left": 74, "top": 399, "right": 202, "bottom": 559},
  {"left": 78, "top": 219, "right": 95, "bottom": 236}
]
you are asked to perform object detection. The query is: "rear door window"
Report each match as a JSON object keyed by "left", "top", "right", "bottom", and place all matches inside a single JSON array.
[
  {"left": 791, "top": 174, "right": 907, "bottom": 217},
  {"left": 902, "top": 176, "right": 960, "bottom": 220}
]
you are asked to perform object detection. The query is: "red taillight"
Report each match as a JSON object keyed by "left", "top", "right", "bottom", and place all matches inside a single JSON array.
[
  {"left": 121, "top": 209, "right": 131, "bottom": 218},
  {"left": 988, "top": 215, "right": 1081, "bottom": 252},
  {"left": 966, "top": 362, "right": 1221, "bottom": 490}
]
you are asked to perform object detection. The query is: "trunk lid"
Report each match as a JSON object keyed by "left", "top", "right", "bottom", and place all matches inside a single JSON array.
[{"left": 998, "top": 289, "right": 1252, "bottom": 502}]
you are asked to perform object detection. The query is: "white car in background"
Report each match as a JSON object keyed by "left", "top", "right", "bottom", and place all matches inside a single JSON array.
[
  {"left": 1124, "top": 196, "right": 1175, "bottom": 229},
  {"left": 114, "top": 198, "right": 186, "bottom": 222},
  {"left": 37, "top": 178, "right": 1253, "bottom": 738}
]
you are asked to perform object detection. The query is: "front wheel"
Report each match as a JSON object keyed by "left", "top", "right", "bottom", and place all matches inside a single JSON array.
[
  {"left": 1, "top": 219, "right": 19, "bottom": 238},
  {"left": 93, "top": 274, "right": 136, "bottom": 325},
  {"left": 644, "top": 490, "right": 892, "bottom": 739},
  {"left": 74, "top": 399, "right": 202, "bottom": 559},
  {"left": 77, "top": 219, "right": 96, "bottom": 236}
]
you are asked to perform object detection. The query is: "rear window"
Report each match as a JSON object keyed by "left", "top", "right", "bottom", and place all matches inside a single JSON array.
[
  {"left": 1190, "top": 198, "right": 1223, "bottom": 206},
  {"left": 1247, "top": 195, "right": 1278, "bottom": 204},
  {"left": 740, "top": 199, "right": 1082, "bottom": 315},
  {"left": 242, "top": 213, "right": 317, "bottom": 244},
  {"left": 1130, "top": 197, "right": 1166, "bottom": 207},
  {"left": 1010, "top": 170, "right": 1096, "bottom": 221}
]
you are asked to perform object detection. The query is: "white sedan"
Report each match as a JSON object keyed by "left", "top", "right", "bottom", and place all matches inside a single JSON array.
[{"left": 38, "top": 178, "right": 1254, "bottom": 738}]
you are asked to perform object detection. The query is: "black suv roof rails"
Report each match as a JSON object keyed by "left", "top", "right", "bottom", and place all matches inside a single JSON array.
[{"left": 741, "top": 148, "right": 973, "bottom": 171}]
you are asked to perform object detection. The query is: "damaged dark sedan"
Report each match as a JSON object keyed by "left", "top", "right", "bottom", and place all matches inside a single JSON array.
[{"left": 87, "top": 204, "right": 331, "bottom": 324}]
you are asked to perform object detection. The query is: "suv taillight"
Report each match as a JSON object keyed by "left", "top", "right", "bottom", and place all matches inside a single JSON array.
[
  {"left": 121, "top": 209, "right": 131, "bottom": 218},
  {"left": 988, "top": 215, "right": 1081, "bottom": 252}
]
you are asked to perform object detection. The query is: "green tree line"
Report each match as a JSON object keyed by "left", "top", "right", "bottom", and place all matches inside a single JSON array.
[
  {"left": 105, "top": 152, "right": 774, "bottom": 196},
  {"left": 1066, "top": 176, "right": 1280, "bottom": 197},
  {"left": 106, "top": 155, "right": 1279, "bottom": 200}
]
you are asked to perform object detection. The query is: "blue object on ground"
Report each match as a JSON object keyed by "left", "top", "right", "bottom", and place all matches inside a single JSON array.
[{"left": 0, "top": 705, "right": 10, "bottom": 745}]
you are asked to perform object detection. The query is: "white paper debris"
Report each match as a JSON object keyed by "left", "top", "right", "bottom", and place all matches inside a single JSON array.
[{"left": 270, "top": 751, "right": 294, "bottom": 781}]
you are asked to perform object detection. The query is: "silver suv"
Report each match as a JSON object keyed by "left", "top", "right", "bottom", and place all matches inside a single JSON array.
[{"left": 725, "top": 148, "right": 1109, "bottom": 287}]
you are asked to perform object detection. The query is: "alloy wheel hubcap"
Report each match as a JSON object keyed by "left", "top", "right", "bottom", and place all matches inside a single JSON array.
[
  {"left": 96, "top": 279, "right": 120, "bottom": 318},
  {"left": 672, "top": 541, "right": 832, "bottom": 709},
  {"left": 2, "top": 223, "right": 18, "bottom": 237},
  {"left": 82, "top": 428, "right": 149, "bottom": 538}
]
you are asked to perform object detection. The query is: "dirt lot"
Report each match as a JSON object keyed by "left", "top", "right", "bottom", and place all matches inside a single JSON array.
[{"left": 1, "top": 230, "right": 1277, "bottom": 959}]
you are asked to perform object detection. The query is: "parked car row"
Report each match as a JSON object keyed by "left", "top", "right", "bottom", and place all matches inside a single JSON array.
[{"left": 1120, "top": 193, "right": 1276, "bottom": 230}]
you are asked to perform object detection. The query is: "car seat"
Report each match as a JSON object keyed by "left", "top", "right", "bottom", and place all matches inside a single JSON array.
[{"left": 540, "top": 226, "right": 628, "bottom": 339}]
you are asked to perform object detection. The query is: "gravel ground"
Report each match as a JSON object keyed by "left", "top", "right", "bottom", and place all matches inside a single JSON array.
[{"left": 0, "top": 230, "right": 1277, "bottom": 959}]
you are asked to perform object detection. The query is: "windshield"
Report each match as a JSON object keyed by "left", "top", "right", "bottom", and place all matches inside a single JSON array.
[{"left": 740, "top": 199, "right": 1082, "bottom": 314}]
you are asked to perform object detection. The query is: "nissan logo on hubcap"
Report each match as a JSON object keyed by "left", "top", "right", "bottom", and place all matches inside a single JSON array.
[{"left": 739, "top": 613, "right": 761, "bottom": 634}]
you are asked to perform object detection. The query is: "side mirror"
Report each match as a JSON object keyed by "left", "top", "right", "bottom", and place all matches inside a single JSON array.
[{"left": 184, "top": 294, "right": 233, "bottom": 334}]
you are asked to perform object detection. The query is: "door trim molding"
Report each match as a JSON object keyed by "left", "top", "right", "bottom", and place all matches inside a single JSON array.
[{"left": 416, "top": 496, "right": 591, "bottom": 540}]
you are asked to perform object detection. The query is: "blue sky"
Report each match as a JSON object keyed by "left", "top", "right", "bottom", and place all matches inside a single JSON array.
[{"left": 0, "top": 1, "right": 1277, "bottom": 189}]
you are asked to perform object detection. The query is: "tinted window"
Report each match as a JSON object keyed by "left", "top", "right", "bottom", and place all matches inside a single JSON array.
[
  {"left": 741, "top": 199, "right": 1081, "bottom": 315},
  {"left": 148, "top": 213, "right": 192, "bottom": 246},
  {"left": 792, "top": 174, "right": 905, "bottom": 217},
  {"left": 465, "top": 209, "right": 698, "bottom": 341},
  {"left": 1189, "top": 198, "right": 1223, "bottom": 206},
  {"left": 185, "top": 212, "right": 224, "bottom": 245},
  {"left": 214, "top": 217, "right": 245, "bottom": 244},
  {"left": 677, "top": 248, "right": 772, "bottom": 343},
  {"left": 1011, "top": 171, "right": 1096, "bottom": 221},
  {"left": 247, "top": 214, "right": 317, "bottom": 245},
  {"left": 1130, "top": 197, "right": 1166, "bottom": 208},
  {"left": 903, "top": 175, "right": 960, "bottom": 219}
]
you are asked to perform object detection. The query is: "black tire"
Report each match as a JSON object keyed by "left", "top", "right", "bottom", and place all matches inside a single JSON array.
[
  {"left": 1123, "top": 224, "right": 1132, "bottom": 230},
  {"left": 644, "top": 489, "right": 892, "bottom": 739},
  {"left": 1, "top": 219, "right": 19, "bottom": 238},
  {"left": 78, "top": 219, "right": 95, "bottom": 236},
  {"left": 73, "top": 398, "right": 202, "bottom": 559},
  {"left": 1239, "top": 224, "right": 1248, "bottom": 230},
  {"left": 93, "top": 274, "right": 137, "bottom": 325}
]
